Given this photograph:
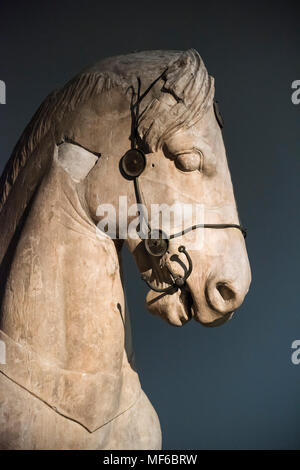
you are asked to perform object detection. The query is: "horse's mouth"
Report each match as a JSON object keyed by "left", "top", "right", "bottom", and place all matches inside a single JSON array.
[
  {"left": 179, "top": 287, "right": 194, "bottom": 322},
  {"left": 145, "top": 276, "right": 195, "bottom": 326},
  {"left": 145, "top": 277, "right": 233, "bottom": 327}
]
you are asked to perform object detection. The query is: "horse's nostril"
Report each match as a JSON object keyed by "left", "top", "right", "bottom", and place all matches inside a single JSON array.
[{"left": 216, "top": 283, "right": 235, "bottom": 301}]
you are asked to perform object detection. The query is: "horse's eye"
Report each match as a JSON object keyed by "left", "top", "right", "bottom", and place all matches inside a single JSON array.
[{"left": 175, "top": 151, "right": 202, "bottom": 172}]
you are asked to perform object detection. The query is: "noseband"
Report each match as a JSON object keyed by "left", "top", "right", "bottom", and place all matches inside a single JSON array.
[{"left": 120, "top": 74, "right": 247, "bottom": 296}]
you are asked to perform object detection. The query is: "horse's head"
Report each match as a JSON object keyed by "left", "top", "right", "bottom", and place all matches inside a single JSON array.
[{"left": 70, "top": 49, "right": 251, "bottom": 327}]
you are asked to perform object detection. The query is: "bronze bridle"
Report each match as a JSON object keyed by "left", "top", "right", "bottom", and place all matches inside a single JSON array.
[{"left": 120, "top": 74, "right": 247, "bottom": 295}]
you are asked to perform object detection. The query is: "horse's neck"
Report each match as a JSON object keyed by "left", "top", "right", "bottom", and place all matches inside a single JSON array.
[{"left": 1, "top": 160, "right": 133, "bottom": 377}]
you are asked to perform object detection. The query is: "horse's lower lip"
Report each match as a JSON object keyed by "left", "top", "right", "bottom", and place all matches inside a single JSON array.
[{"left": 198, "top": 311, "right": 234, "bottom": 327}]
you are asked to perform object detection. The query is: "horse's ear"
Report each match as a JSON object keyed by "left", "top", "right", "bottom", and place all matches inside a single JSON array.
[{"left": 55, "top": 142, "right": 99, "bottom": 182}]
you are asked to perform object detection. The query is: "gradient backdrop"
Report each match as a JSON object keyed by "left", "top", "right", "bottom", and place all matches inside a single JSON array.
[{"left": 0, "top": 0, "right": 299, "bottom": 449}]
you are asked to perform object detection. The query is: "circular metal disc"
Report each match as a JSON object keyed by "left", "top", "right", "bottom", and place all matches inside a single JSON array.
[
  {"left": 121, "top": 149, "right": 146, "bottom": 178},
  {"left": 144, "top": 229, "right": 169, "bottom": 257}
]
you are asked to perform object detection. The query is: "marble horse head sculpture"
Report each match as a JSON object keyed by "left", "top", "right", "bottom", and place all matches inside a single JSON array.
[{"left": 0, "top": 49, "right": 251, "bottom": 449}]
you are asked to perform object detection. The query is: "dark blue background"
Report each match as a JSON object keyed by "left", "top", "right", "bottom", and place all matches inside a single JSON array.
[{"left": 0, "top": 0, "right": 299, "bottom": 449}]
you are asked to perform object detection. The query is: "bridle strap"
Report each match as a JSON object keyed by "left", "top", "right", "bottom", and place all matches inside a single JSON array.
[
  {"left": 133, "top": 172, "right": 247, "bottom": 240},
  {"left": 170, "top": 223, "right": 247, "bottom": 239}
]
